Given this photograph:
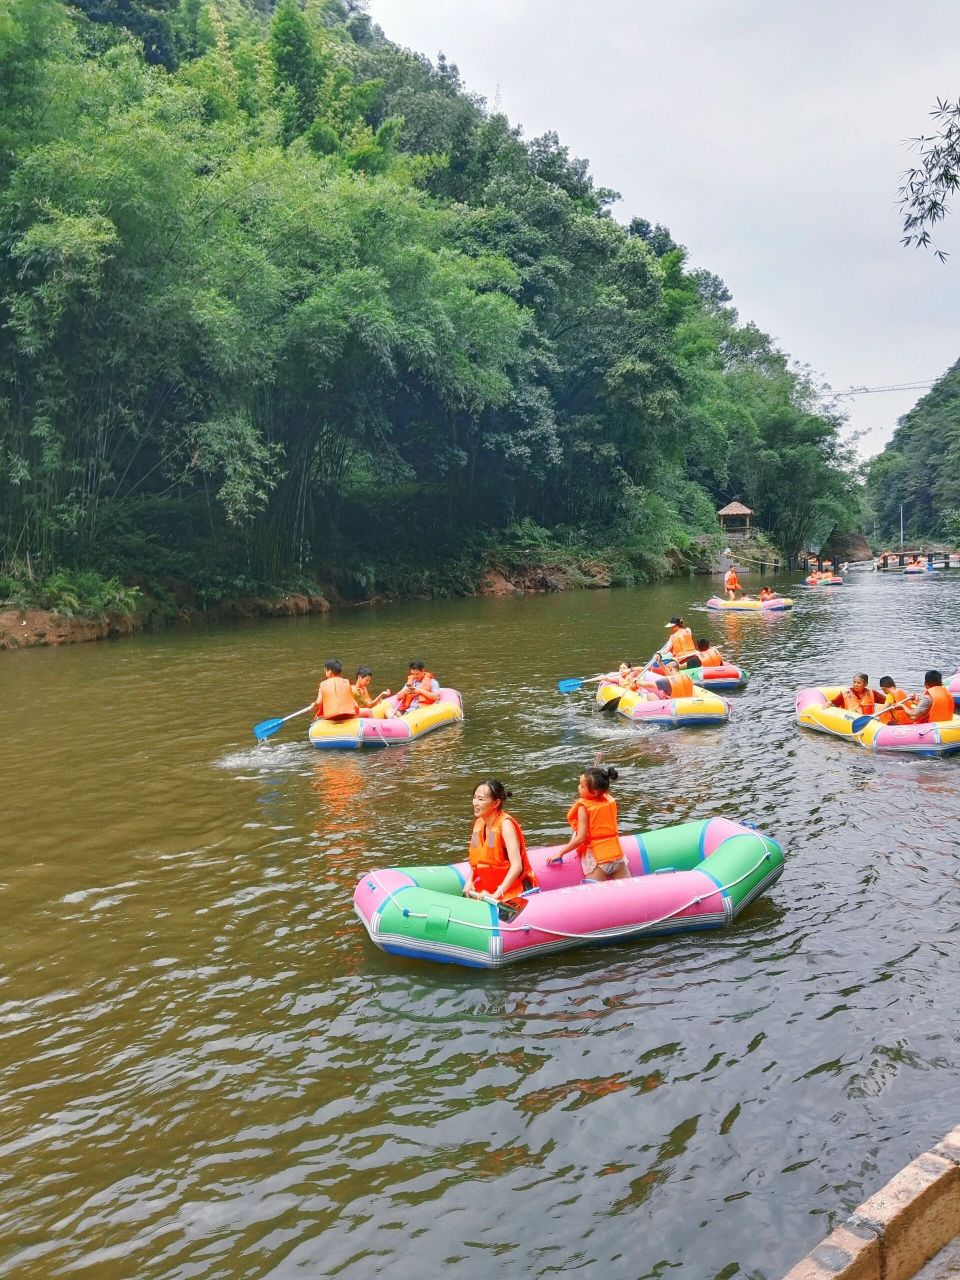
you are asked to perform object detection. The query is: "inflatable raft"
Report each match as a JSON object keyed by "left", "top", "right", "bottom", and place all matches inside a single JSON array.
[
  {"left": 796, "top": 686, "right": 960, "bottom": 756},
  {"left": 804, "top": 574, "right": 843, "bottom": 586},
  {"left": 596, "top": 680, "right": 729, "bottom": 727},
  {"left": 308, "top": 689, "right": 463, "bottom": 749},
  {"left": 706, "top": 596, "right": 793, "bottom": 612},
  {"left": 948, "top": 672, "right": 960, "bottom": 709},
  {"left": 690, "top": 662, "right": 748, "bottom": 691},
  {"left": 354, "top": 817, "right": 783, "bottom": 968}
]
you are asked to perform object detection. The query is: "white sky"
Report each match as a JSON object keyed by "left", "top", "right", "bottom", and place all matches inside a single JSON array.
[{"left": 365, "top": 0, "right": 960, "bottom": 459}]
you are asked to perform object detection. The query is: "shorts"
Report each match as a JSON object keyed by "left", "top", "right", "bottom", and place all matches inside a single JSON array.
[{"left": 581, "top": 850, "right": 628, "bottom": 877}]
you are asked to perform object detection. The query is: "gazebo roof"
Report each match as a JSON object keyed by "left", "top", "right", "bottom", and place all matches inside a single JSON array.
[{"left": 717, "top": 501, "right": 753, "bottom": 517}]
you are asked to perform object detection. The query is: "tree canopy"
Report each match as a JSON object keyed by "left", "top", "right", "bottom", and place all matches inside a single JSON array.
[{"left": 0, "top": 0, "right": 860, "bottom": 600}]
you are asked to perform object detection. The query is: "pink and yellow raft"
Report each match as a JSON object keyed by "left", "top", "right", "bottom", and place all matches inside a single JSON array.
[
  {"left": 353, "top": 817, "right": 783, "bottom": 968},
  {"left": 308, "top": 689, "right": 463, "bottom": 749}
]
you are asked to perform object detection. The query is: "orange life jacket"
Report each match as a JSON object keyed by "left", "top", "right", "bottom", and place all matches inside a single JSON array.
[
  {"left": 724, "top": 570, "right": 740, "bottom": 590},
  {"left": 394, "top": 671, "right": 439, "bottom": 714},
  {"left": 567, "top": 794, "right": 621, "bottom": 867},
  {"left": 668, "top": 626, "right": 696, "bottom": 659},
  {"left": 468, "top": 811, "right": 537, "bottom": 902},
  {"left": 698, "top": 646, "right": 723, "bottom": 667},
  {"left": 878, "top": 688, "right": 911, "bottom": 725},
  {"left": 918, "top": 684, "right": 954, "bottom": 724},
  {"left": 841, "top": 687, "right": 875, "bottom": 714},
  {"left": 664, "top": 670, "right": 695, "bottom": 698},
  {"left": 316, "top": 675, "right": 357, "bottom": 720}
]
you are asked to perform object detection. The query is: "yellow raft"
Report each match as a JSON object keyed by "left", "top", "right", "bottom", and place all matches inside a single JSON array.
[
  {"left": 706, "top": 595, "right": 794, "bottom": 612},
  {"left": 795, "top": 686, "right": 960, "bottom": 756},
  {"left": 308, "top": 689, "right": 464, "bottom": 749},
  {"left": 596, "top": 681, "right": 729, "bottom": 727}
]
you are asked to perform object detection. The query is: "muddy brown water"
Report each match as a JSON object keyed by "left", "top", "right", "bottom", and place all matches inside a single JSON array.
[{"left": 2, "top": 572, "right": 960, "bottom": 1279}]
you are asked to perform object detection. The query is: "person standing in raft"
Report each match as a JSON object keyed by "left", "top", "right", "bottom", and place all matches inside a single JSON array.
[
  {"left": 546, "top": 766, "right": 628, "bottom": 882},
  {"left": 724, "top": 566, "right": 742, "bottom": 598},
  {"left": 661, "top": 617, "right": 700, "bottom": 667},
  {"left": 898, "top": 670, "right": 955, "bottom": 723},
  {"left": 314, "top": 659, "right": 358, "bottom": 721},
  {"left": 877, "top": 675, "right": 913, "bottom": 724},
  {"left": 390, "top": 660, "right": 441, "bottom": 717},
  {"left": 352, "top": 666, "right": 390, "bottom": 716},
  {"left": 829, "top": 673, "right": 884, "bottom": 715},
  {"left": 464, "top": 780, "right": 538, "bottom": 905}
]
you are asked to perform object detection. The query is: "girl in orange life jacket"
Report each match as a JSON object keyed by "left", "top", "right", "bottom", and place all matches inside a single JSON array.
[
  {"left": 314, "top": 659, "right": 358, "bottom": 721},
  {"left": 876, "top": 675, "right": 914, "bottom": 724},
  {"left": 392, "top": 660, "right": 441, "bottom": 715},
  {"left": 829, "top": 673, "right": 883, "bottom": 716},
  {"left": 662, "top": 617, "right": 700, "bottom": 667},
  {"left": 352, "top": 667, "right": 391, "bottom": 717},
  {"left": 758, "top": 586, "right": 779, "bottom": 603},
  {"left": 464, "top": 780, "right": 538, "bottom": 905},
  {"left": 900, "top": 669, "right": 955, "bottom": 724},
  {"left": 696, "top": 637, "right": 724, "bottom": 667},
  {"left": 546, "top": 766, "right": 628, "bottom": 881}
]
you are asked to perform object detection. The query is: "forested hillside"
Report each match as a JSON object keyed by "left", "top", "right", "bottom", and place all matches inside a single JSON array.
[
  {"left": 866, "top": 361, "right": 960, "bottom": 544},
  {"left": 0, "top": 0, "right": 860, "bottom": 608}
]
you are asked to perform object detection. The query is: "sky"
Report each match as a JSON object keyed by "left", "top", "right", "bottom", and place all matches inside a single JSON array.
[{"left": 364, "top": 0, "right": 960, "bottom": 459}]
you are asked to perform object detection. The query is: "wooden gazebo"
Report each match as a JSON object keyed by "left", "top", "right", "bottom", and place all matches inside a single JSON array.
[{"left": 717, "top": 501, "right": 753, "bottom": 540}]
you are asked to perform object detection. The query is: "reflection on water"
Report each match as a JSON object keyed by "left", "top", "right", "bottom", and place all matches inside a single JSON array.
[{"left": 2, "top": 573, "right": 960, "bottom": 1279}]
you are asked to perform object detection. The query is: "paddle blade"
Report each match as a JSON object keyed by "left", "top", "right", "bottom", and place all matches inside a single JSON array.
[
  {"left": 253, "top": 716, "right": 285, "bottom": 740},
  {"left": 557, "top": 678, "right": 584, "bottom": 693},
  {"left": 850, "top": 714, "right": 872, "bottom": 733}
]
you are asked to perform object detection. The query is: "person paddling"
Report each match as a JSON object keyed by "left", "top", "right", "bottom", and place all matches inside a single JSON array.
[
  {"left": 724, "top": 566, "right": 742, "bottom": 599},
  {"left": 314, "top": 659, "right": 358, "bottom": 721},
  {"left": 758, "top": 586, "right": 779, "bottom": 603},
  {"left": 653, "top": 658, "right": 695, "bottom": 700},
  {"left": 463, "top": 779, "right": 538, "bottom": 906},
  {"left": 546, "top": 766, "right": 628, "bottom": 882},
  {"left": 829, "top": 673, "right": 884, "bottom": 716},
  {"left": 877, "top": 675, "right": 913, "bottom": 725},
  {"left": 661, "top": 617, "right": 700, "bottom": 667},
  {"left": 898, "top": 669, "right": 955, "bottom": 723}
]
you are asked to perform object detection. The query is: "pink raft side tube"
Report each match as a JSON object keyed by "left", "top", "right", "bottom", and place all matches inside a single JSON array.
[{"left": 795, "top": 686, "right": 828, "bottom": 715}]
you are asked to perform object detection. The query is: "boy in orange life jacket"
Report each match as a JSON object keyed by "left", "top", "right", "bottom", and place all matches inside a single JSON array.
[
  {"left": 724, "top": 567, "right": 742, "bottom": 598},
  {"left": 464, "top": 779, "right": 538, "bottom": 905},
  {"left": 899, "top": 669, "right": 955, "bottom": 723},
  {"left": 653, "top": 659, "right": 694, "bottom": 700},
  {"left": 314, "top": 659, "right": 358, "bottom": 721},
  {"left": 392, "top": 660, "right": 441, "bottom": 715},
  {"left": 696, "top": 638, "right": 724, "bottom": 667},
  {"left": 352, "top": 666, "right": 390, "bottom": 715},
  {"left": 829, "top": 673, "right": 884, "bottom": 716},
  {"left": 546, "top": 766, "right": 628, "bottom": 881},
  {"left": 877, "top": 675, "right": 913, "bottom": 724}
]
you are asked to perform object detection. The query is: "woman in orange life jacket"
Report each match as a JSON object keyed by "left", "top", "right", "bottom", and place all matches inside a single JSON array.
[
  {"left": 545, "top": 766, "right": 628, "bottom": 882},
  {"left": 876, "top": 675, "right": 914, "bottom": 725},
  {"left": 829, "top": 672, "right": 884, "bottom": 716},
  {"left": 352, "top": 667, "right": 390, "bottom": 718},
  {"left": 653, "top": 658, "right": 695, "bottom": 700},
  {"left": 391, "top": 660, "right": 441, "bottom": 716},
  {"left": 314, "top": 659, "right": 358, "bottom": 721},
  {"left": 724, "top": 567, "right": 742, "bottom": 598},
  {"left": 661, "top": 616, "right": 700, "bottom": 667},
  {"left": 464, "top": 780, "right": 538, "bottom": 906},
  {"left": 898, "top": 669, "right": 956, "bottom": 724}
]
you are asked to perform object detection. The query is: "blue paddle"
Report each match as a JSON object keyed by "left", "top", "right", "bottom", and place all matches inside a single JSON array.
[
  {"left": 850, "top": 697, "right": 913, "bottom": 734},
  {"left": 557, "top": 673, "right": 607, "bottom": 693},
  {"left": 253, "top": 702, "right": 315, "bottom": 741}
]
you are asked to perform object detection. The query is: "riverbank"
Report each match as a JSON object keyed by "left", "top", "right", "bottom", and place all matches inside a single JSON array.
[{"left": 0, "top": 552, "right": 642, "bottom": 650}]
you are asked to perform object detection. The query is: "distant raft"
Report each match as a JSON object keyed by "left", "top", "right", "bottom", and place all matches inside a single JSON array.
[
  {"left": 308, "top": 689, "right": 464, "bottom": 749},
  {"left": 804, "top": 574, "right": 843, "bottom": 586},
  {"left": 596, "top": 680, "right": 729, "bottom": 727},
  {"left": 706, "top": 595, "right": 794, "bottom": 612},
  {"left": 353, "top": 817, "right": 784, "bottom": 968},
  {"left": 795, "top": 685, "right": 960, "bottom": 756}
]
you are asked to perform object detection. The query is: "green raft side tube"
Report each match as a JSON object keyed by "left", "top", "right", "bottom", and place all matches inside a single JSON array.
[
  {"left": 391, "top": 864, "right": 466, "bottom": 895},
  {"left": 374, "top": 884, "right": 497, "bottom": 966},
  {"left": 638, "top": 819, "right": 714, "bottom": 872},
  {"left": 697, "top": 833, "right": 783, "bottom": 912}
]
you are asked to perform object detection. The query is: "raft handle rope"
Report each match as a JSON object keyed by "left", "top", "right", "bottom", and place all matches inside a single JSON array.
[{"left": 367, "top": 832, "right": 776, "bottom": 941}]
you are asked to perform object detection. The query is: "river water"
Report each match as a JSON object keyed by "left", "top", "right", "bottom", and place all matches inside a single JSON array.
[{"left": 2, "top": 571, "right": 959, "bottom": 1279}]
